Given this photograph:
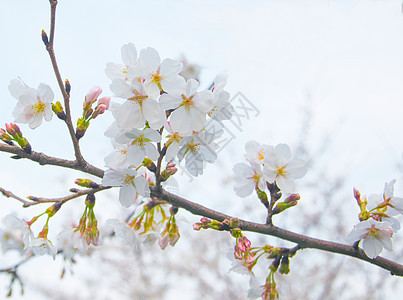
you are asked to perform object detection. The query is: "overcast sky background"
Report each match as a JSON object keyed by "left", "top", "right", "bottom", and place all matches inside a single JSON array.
[{"left": 1, "top": 0, "right": 403, "bottom": 298}]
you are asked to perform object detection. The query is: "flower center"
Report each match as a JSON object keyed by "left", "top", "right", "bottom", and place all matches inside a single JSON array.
[
  {"left": 276, "top": 165, "right": 287, "bottom": 176},
  {"left": 122, "top": 174, "right": 135, "bottom": 185},
  {"left": 180, "top": 94, "right": 195, "bottom": 110},
  {"left": 32, "top": 99, "right": 45, "bottom": 115}
]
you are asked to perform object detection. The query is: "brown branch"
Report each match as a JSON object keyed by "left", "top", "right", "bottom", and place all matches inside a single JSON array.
[
  {"left": 0, "top": 185, "right": 110, "bottom": 207},
  {"left": 151, "top": 186, "right": 403, "bottom": 277},
  {"left": 0, "top": 144, "right": 104, "bottom": 178},
  {"left": 45, "top": 0, "right": 84, "bottom": 165}
]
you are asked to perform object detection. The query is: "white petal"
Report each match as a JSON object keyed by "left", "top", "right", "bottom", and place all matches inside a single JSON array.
[
  {"left": 362, "top": 236, "right": 382, "bottom": 259},
  {"left": 121, "top": 43, "right": 137, "bottom": 66},
  {"left": 275, "top": 143, "right": 292, "bottom": 162},
  {"left": 276, "top": 175, "right": 295, "bottom": 193}
]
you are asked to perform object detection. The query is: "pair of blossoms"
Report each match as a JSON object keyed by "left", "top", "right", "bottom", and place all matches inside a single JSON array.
[
  {"left": 232, "top": 142, "right": 403, "bottom": 259},
  {"left": 101, "top": 43, "right": 234, "bottom": 207}
]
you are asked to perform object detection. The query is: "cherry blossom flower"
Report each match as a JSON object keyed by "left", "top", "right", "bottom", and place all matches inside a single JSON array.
[
  {"left": 110, "top": 78, "right": 165, "bottom": 130},
  {"left": 177, "top": 129, "right": 220, "bottom": 176},
  {"left": 138, "top": 47, "right": 185, "bottom": 99},
  {"left": 115, "top": 128, "right": 161, "bottom": 167},
  {"left": 2, "top": 214, "right": 33, "bottom": 252},
  {"left": 104, "top": 142, "right": 132, "bottom": 169},
  {"left": 105, "top": 42, "right": 140, "bottom": 81},
  {"left": 102, "top": 219, "right": 139, "bottom": 249},
  {"left": 346, "top": 218, "right": 395, "bottom": 259},
  {"left": 244, "top": 140, "right": 273, "bottom": 166},
  {"left": 57, "top": 226, "right": 89, "bottom": 260},
  {"left": 102, "top": 168, "right": 150, "bottom": 207},
  {"left": 263, "top": 143, "right": 307, "bottom": 193},
  {"left": 159, "top": 79, "right": 214, "bottom": 136},
  {"left": 9, "top": 78, "right": 54, "bottom": 129},
  {"left": 209, "top": 73, "right": 234, "bottom": 121},
  {"left": 30, "top": 237, "right": 58, "bottom": 258},
  {"left": 233, "top": 162, "right": 266, "bottom": 197}
]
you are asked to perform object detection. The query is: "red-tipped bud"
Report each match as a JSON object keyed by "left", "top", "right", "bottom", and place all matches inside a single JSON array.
[{"left": 0, "top": 129, "right": 14, "bottom": 145}]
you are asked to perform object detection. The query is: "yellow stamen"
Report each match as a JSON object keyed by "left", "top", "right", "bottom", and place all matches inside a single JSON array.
[{"left": 32, "top": 99, "right": 45, "bottom": 115}]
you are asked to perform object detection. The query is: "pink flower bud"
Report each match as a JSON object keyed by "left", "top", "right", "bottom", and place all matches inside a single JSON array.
[
  {"left": 84, "top": 86, "right": 102, "bottom": 107},
  {"left": 243, "top": 236, "right": 251, "bottom": 248},
  {"left": 98, "top": 96, "right": 111, "bottom": 109}
]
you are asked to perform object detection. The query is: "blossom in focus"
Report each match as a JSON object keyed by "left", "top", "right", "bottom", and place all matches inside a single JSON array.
[
  {"left": 263, "top": 143, "right": 307, "bottom": 193},
  {"left": 110, "top": 78, "right": 165, "bottom": 130},
  {"left": 115, "top": 128, "right": 161, "bottom": 167},
  {"left": 138, "top": 47, "right": 185, "bottom": 99},
  {"left": 9, "top": 78, "right": 54, "bottom": 129},
  {"left": 233, "top": 162, "right": 266, "bottom": 197},
  {"left": 102, "top": 168, "right": 150, "bottom": 207},
  {"left": 346, "top": 218, "right": 395, "bottom": 259},
  {"left": 244, "top": 140, "right": 273, "bottom": 166},
  {"left": 159, "top": 79, "right": 214, "bottom": 136}
]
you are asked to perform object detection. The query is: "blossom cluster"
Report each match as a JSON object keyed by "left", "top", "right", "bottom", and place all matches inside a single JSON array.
[
  {"left": 102, "top": 43, "right": 234, "bottom": 207},
  {"left": 233, "top": 141, "right": 307, "bottom": 196},
  {"left": 346, "top": 179, "right": 403, "bottom": 258}
]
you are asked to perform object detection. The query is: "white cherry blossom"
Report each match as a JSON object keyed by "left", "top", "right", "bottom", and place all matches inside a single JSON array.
[
  {"left": 263, "top": 143, "right": 307, "bottom": 193},
  {"left": 138, "top": 47, "right": 185, "bottom": 98},
  {"left": 30, "top": 238, "right": 58, "bottom": 258},
  {"left": 9, "top": 78, "right": 54, "bottom": 129},
  {"left": 346, "top": 218, "right": 395, "bottom": 259},
  {"left": 233, "top": 162, "right": 266, "bottom": 198},
  {"left": 105, "top": 43, "right": 140, "bottom": 81},
  {"left": 110, "top": 78, "right": 165, "bottom": 130},
  {"left": 159, "top": 79, "right": 214, "bottom": 136},
  {"left": 102, "top": 168, "right": 150, "bottom": 207},
  {"left": 115, "top": 128, "right": 161, "bottom": 167}
]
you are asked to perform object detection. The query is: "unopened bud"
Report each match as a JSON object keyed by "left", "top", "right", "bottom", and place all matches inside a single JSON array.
[
  {"left": 75, "top": 179, "right": 100, "bottom": 189},
  {"left": 279, "top": 256, "right": 290, "bottom": 274},
  {"left": 41, "top": 30, "right": 49, "bottom": 46},
  {"left": 0, "top": 129, "right": 14, "bottom": 145},
  {"left": 354, "top": 188, "right": 361, "bottom": 204},
  {"left": 169, "top": 205, "right": 179, "bottom": 215},
  {"left": 5, "top": 123, "right": 22, "bottom": 139},
  {"left": 84, "top": 108, "right": 94, "bottom": 119},
  {"left": 85, "top": 193, "right": 96, "bottom": 208},
  {"left": 143, "top": 158, "right": 157, "bottom": 173},
  {"left": 52, "top": 101, "right": 66, "bottom": 120},
  {"left": 161, "top": 162, "right": 178, "bottom": 181},
  {"left": 84, "top": 86, "right": 102, "bottom": 109},
  {"left": 256, "top": 188, "right": 269, "bottom": 208},
  {"left": 65, "top": 79, "right": 71, "bottom": 95}
]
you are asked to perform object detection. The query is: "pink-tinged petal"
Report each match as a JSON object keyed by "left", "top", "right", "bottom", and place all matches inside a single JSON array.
[
  {"left": 276, "top": 175, "right": 295, "bottom": 193},
  {"left": 274, "top": 143, "right": 292, "bottom": 162},
  {"left": 37, "top": 83, "right": 54, "bottom": 103},
  {"left": 345, "top": 228, "right": 366, "bottom": 244},
  {"left": 139, "top": 47, "right": 160, "bottom": 72},
  {"left": 121, "top": 43, "right": 137, "bottom": 67},
  {"left": 362, "top": 236, "right": 382, "bottom": 259},
  {"left": 19, "top": 88, "right": 37, "bottom": 106},
  {"left": 28, "top": 116, "right": 43, "bottom": 129},
  {"left": 119, "top": 184, "right": 137, "bottom": 207},
  {"left": 98, "top": 96, "right": 111, "bottom": 109},
  {"left": 160, "top": 58, "right": 183, "bottom": 76}
]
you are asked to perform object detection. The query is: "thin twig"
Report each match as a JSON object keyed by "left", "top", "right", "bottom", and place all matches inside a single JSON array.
[
  {"left": 46, "top": 0, "right": 84, "bottom": 165},
  {"left": 0, "top": 186, "right": 110, "bottom": 207}
]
